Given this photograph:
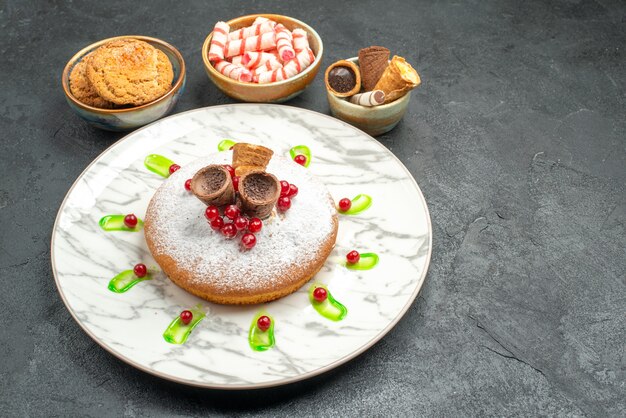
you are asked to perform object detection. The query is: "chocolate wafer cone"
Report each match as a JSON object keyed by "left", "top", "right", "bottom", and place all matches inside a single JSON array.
[
  {"left": 358, "top": 46, "right": 390, "bottom": 91},
  {"left": 238, "top": 170, "right": 281, "bottom": 219},
  {"left": 373, "top": 55, "right": 421, "bottom": 103},
  {"left": 190, "top": 165, "right": 235, "bottom": 207},
  {"left": 232, "top": 143, "right": 273, "bottom": 173}
]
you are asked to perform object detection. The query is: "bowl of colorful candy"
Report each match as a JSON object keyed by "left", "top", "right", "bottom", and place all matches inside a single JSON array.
[{"left": 202, "top": 14, "right": 323, "bottom": 103}]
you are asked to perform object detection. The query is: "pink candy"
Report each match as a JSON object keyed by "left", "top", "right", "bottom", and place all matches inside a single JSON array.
[
  {"left": 275, "top": 24, "right": 296, "bottom": 62},
  {"left": 214, "top": 60, "right": 253, "bottom": 82},
  {"left": 208, "top": 21, "right": 229, "bottom": 62},
  {"left": 209, "top": 18, "right": 316, "bottom": 84}
]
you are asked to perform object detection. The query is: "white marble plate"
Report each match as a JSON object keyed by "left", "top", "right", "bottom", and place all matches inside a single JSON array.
[{"left": 51, "top": 104, "right": 431, "bottom": 389}]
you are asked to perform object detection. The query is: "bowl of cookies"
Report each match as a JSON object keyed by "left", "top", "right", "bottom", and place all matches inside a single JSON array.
[
  {"left": 324, "top": 47, "right": 421, "bottom": 136},
  {"left": 62, "top": 35, "right": 186, "bottom": 131},
  {"left": 201, "top": 14, "right": 323, "bottom": 103}
]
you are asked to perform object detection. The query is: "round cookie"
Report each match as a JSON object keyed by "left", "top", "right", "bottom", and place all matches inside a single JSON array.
[
  {"left": 144, "top": 152, "right": 338, "bottom": 305},
  {"left": 69, "top": 52, "right": 115, "bottom": 109},
  {"left": 86, "top": 39, "right": 173, "bottom": 106}
]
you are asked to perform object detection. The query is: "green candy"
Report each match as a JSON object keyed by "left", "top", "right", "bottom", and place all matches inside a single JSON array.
[
  {"left": 163, "top": 306, "right": 206, "bottom": 345},
  {"left": 308, "top": 284, "right": 347, "bottom": 321},
  {"left": 217, "top": 139, "right": 237, "bottom": 151},
  {"left": 339, "top": 194, "right": 372, "bottom": 215},
  {"left": 144, "top": 154, "right": 175, "bottom": 178},
  {"left": 99, "top": 215, "right": 144, "bottom": 232},
  {"left": 248, "top": 311, "right": 275, "bottom": 351},
  {"left": 289, "top": 145, "right": 311, "bottom": 167},
  {"left": 107, "top": 270, "right": 152, "bottom": 293},
  {"left": 345, "top": 253, "right": 379, "bottom": 270}
]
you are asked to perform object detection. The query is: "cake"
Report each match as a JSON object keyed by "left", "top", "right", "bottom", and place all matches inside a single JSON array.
[{"left": 144, "top": 148, "right": 338, "bottom": 305}]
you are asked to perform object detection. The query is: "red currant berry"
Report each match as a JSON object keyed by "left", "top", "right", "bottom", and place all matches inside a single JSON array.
[
  {"left": 205, "top": 205, "right": 219, "bottom": 221},
  {"left": 280, "top": 180, "right": 290, "bottom": 197},
  {"left": 133, "top": 263, "right": 147, "bottom": 278},
  {"left": 346, "top": 250, "right": 360, "bottom": 264},
  {"left": 232, "top": 176, "right": 240, "bottom": 192},
  {"left": 180, "top": 310, "right": 193, "bottom": 325},
  {"left": 221, "top": 223, "right": 237, "bottom": 238},
  {"left": 210, "top": 217, "right": 224, "bottom": 230},
  {"left": 277, "top": 196, "right": 291, "bottom": 212},
  {"left": 248, "top": 217, "right": 262, "bottom": 233},
  {"left": 257, "top": 315, "right": 271, "bottom": 331},
  {"left": 224, "top": 204, "right": 240, "bottom": 220},
  {"left": 338, "top": 198, "right": 352, "bottom": 212},
  {"left": 234, "top": 216, "right": 249, "bottom": 230},
  {"left": 123, "top": 214, "right": 138, "bottom": 228},
  {"left": 184, "top": 179, "right": 192, "bottom": 190},
  {"left": 169, "top": 164, "right": 181, "bottom": 174},
  {"left": 223, "top": 164, "right": 235, "bottom": 178},
  {"left": 241, "top": 232, "right": 257, "bottom": 249},
  {"left": 294, "top": 154, "right": 307, "bottom": 166},
  {"left": 313, "top": 287, "right": 327, "bottom": 302},
  {"left": 288, "top": 183, "right": 298, "bottom": 198}
]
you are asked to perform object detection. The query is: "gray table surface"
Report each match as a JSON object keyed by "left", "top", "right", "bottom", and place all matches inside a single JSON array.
[{"left": 1, "top": 0, "right": 624, "bottom": 416}]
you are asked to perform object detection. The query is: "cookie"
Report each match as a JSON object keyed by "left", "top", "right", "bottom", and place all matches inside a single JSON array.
[
  {"left": 86, "top": 39, "right": 173, "bottom": 106},
  {"left": 68, "top": 52, "right": 115, "bottom": 109}
]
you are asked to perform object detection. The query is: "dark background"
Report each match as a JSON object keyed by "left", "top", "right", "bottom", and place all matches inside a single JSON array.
[{"left": 1, "top": 0, "right": 624, "bottom": 416}]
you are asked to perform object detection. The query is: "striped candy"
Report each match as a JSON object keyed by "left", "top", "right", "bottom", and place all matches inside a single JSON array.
[
  {"left": 224, "top": 31, "right": 276, "bottom": 58},
  {"left": 208, "top": 21, "right": 230, "bottom": 62},
  {"left": 214, "top": 60, "right": 253, "bottom": 82},
  {"left": 292, "top": 28, "right": 309, "bottom": 53},
  {"left": 228, "top": 20, "right": 276, "bottom": 40},
  {"left": 274, "top": 24, "right": 295, "bottom": 62}
]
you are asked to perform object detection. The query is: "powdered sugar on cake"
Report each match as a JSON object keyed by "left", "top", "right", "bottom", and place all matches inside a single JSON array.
[{"left": 145, "top": 151, "right": 336, "bottom": 293}]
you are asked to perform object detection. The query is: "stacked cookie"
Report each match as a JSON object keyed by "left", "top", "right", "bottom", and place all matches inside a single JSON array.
[{"left": 69, "top": 39, "right": 174, "bottom": 108}]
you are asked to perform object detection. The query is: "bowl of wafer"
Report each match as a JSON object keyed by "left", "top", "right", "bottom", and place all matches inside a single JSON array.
[
  {"left": 202, "top": 14, "right": 323, "bottom": 103},
  {"left": 62, "top": 35, "right": 186, "bottom": 131},
  {"left": 324, "top": 47, "right": 421, "bottom": 136}
]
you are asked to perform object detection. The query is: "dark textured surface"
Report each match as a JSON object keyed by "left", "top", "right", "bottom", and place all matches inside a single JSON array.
[{"left": 1, "top": 0, "right": 624, "bottom": 416}]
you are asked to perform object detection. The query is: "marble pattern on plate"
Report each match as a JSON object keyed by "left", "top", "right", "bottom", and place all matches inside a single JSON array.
[{"left": 52, "top": 104, "right": 431, "bottom": 387}]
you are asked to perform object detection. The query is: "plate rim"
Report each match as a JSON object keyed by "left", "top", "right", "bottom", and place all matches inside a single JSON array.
[{"left": 50, "top": 103, "right": 432, "bottom": 390}]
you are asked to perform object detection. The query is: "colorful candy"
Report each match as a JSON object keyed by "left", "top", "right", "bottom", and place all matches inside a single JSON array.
[
  {"left": 209, "top": 18, "right": 316, "bottom": 84},
  {"left": 208, "top": 21, "right": 229, "bottom": 62}
]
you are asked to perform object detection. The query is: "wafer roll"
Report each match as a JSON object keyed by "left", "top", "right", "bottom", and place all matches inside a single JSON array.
[
  {"left": 373, "top": 55, "right": 420, "bottom": 103},
  {"left": 190, "top": 165, "right": 235, "bottom": 207},
  {"left": 358, "top": 46, "right": 390, "bottom": 91},
  {"left": 242, "top": 52, "right": 279, "bottom": 69},
  {"left": 349, "top": 90, "right": 385, "bottom": 106},
  {"left": 232, "top": 143, "right": 274, "bottom": 175},
  {"left": 208, "top": 21, "right": 229, "bottom": 62},
  {"left": 254, "top": 68, "right": 288, "bottom": 83},
  {"left": 252, "top": 59, "right": 283, "bottom": 75}
]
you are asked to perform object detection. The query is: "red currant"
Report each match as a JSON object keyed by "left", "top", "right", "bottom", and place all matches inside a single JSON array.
[
  {"left": 123, "top": 213, "right": 138, "bottom": 228},
  {"left": 234, "top": 216, "right": 249, "bottom": 230},
  {"left": 221, "top": 223, "right": 237, "bottom": 238},
  {"left": 248, "top": 217, "right": 262, "bottom": 233},
  {"left": 280, "top": 180, "right": 290, "bottom": 197},
  {"left": 313, "top": 287, "right": 327, "bottom": 302},
  {"left": 180, "top": 310, "right": 193, "bottom": 325},
  {"left": 184, "top": 179, "right": 192, "bottom": 191},
  {"left": 294, "top": 154, "right": 307, "bottom": 166},
  {"left": 205, "top": 205, "right": 219, "bottom": 221},
  {"left": 233, "top": 176, "right": 239, "bottom": 192},
  {"left": 277, "top": 196, "right": 291, "bottom": 212},
  {"left": 346, "top": 250, "right": 360, "bottom": 264},
  {"left": 169, "top": 164, "right": 181, "bottom": 174},
  {"left": 288, "top": 183, "right": 298, "bottom": 198},
  {"left": 257, "top": 315, "right": 271, "bottom": 331},
  {"left": 338, "top": 198, "right": 352, "bottom": 212},
  {"left": 224, "top": 204, "right": 240, "bottom": 220},
  {"left": 133, "top": 263, "right": 147, "bottom": 278},
  {"left": 223, "top": 164, "right": 235, "bottom": 178},
  {"left": 241, "top": 233, "right": 257, "bottom": 249},
  {"left": 210, "top": 217, "right": 224, "bottom": 230}
]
